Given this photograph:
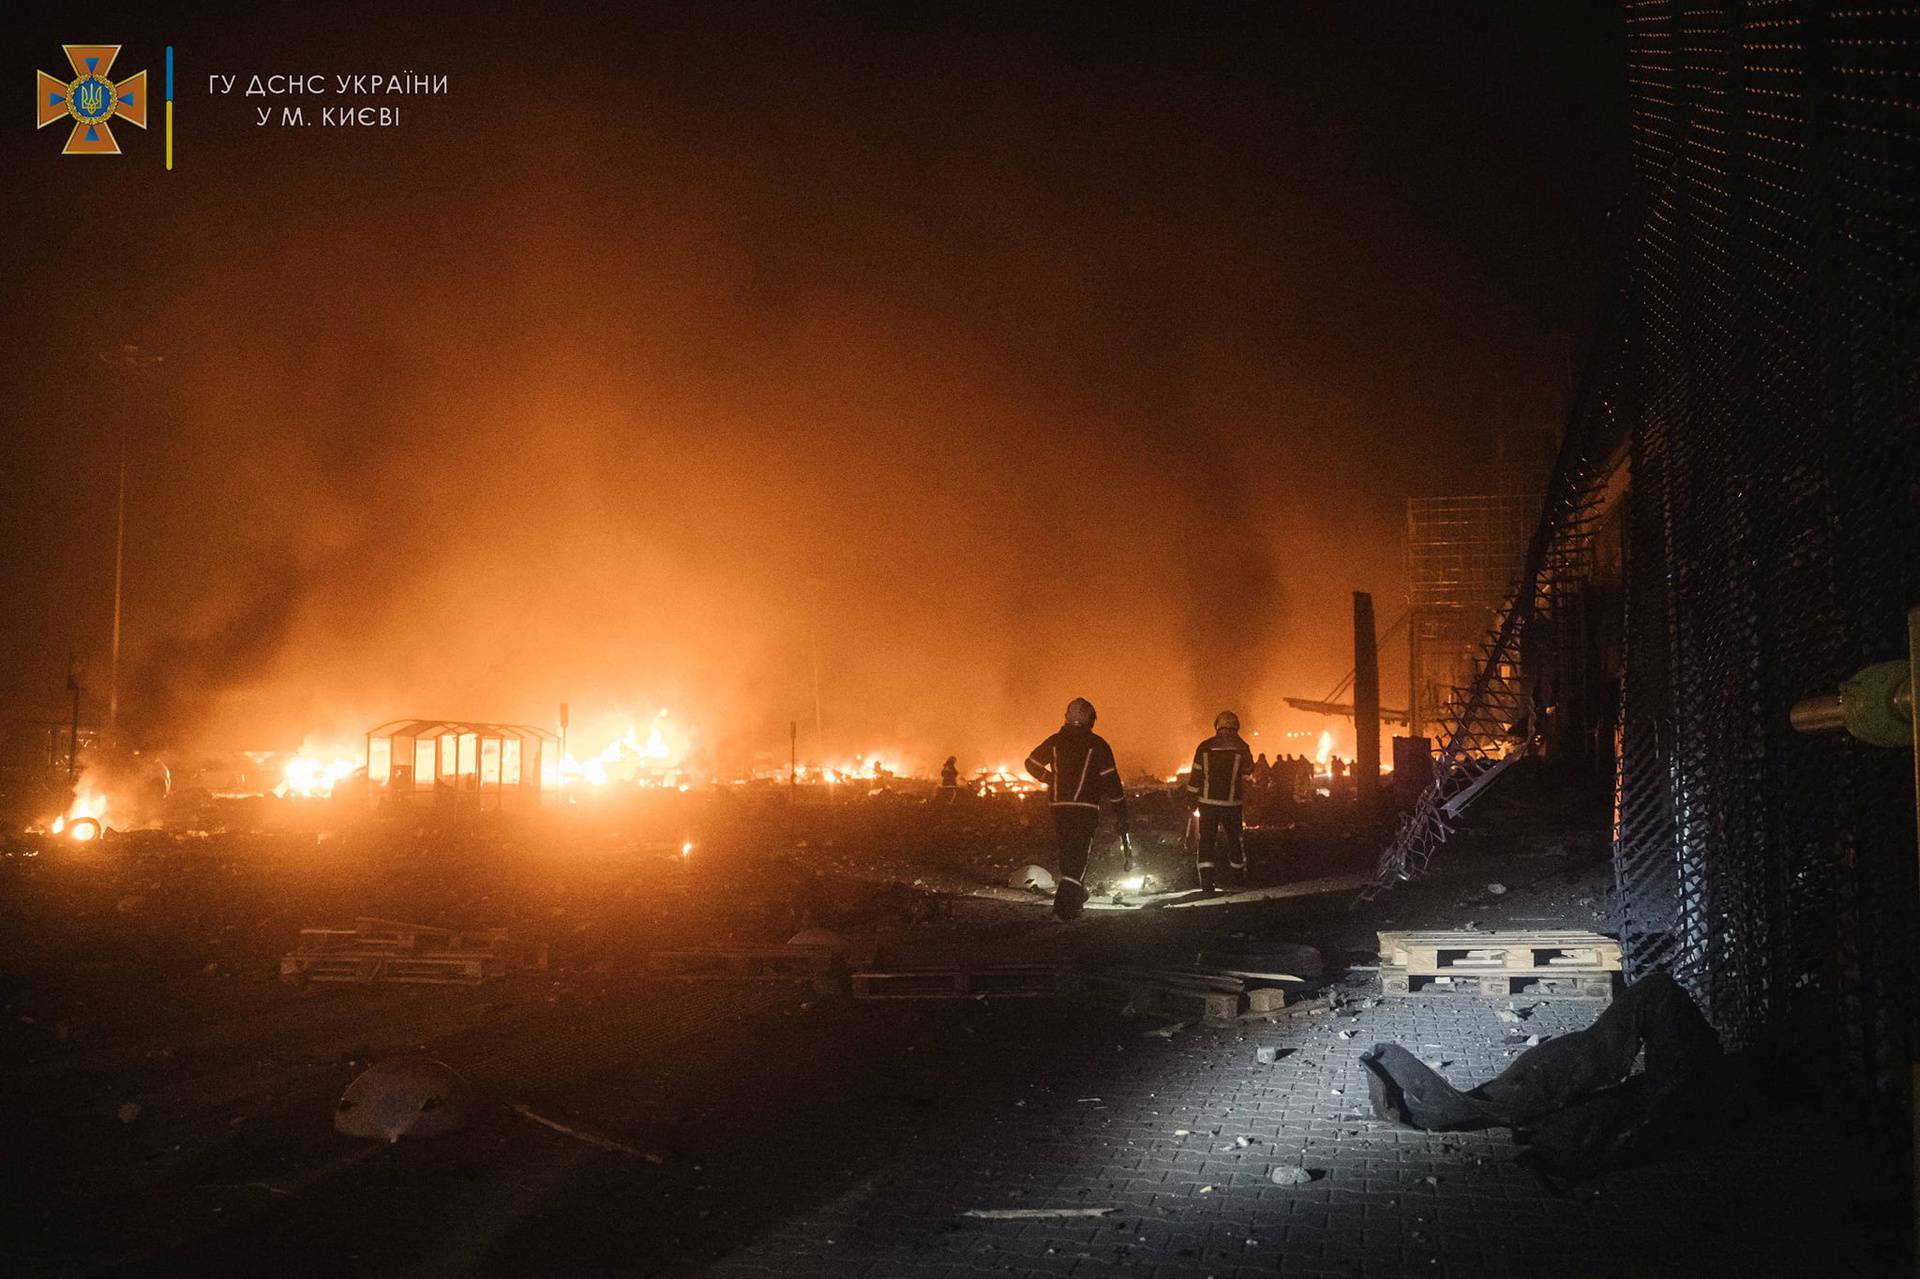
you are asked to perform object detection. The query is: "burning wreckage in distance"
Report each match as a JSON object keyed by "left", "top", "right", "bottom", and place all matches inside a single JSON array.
[
  {"left": 4, "top": 2, "right": 1916, "bottom": 1275},
  {"left": 10, "top": 707, "right": 1081, "bottom": 845},
  {"left": 13, "top": 704, "right": 1381, "bottom": 848}
]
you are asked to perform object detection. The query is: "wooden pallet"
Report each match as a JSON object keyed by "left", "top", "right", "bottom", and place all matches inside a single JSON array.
[
  {"left": 851, "top": 964, "right": 1061, "bottom": 1000},
  {"left": 282, "top": 951, "right": 500, "bottom": 985},
  {"left": 1379, "top": 966, "right": 1617, "bottom": 1001},
  {"left": 644, "top": 947, "right": 838, "bottom": 981},
  {"left": 280, "top": 918, "right": 546, "bottom": 987},
  {"left": 1062, "top": 967, "right": 1248, "bottom": 1024},
  {"left": 1376, "top": 930, "right": 1622, "bottom": 975}
]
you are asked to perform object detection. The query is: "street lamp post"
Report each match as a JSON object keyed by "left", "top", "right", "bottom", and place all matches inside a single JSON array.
[{"left": 98, "top": 343, "right": 161, "bottom": 742}]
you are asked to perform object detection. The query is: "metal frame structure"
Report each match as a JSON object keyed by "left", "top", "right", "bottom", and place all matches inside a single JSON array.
[
  {"left": 364, "top": 718, "right": 557, "bottom": 807},
  {"left": 1405, "top": 494, "right": 1541, "bottom": 741}
]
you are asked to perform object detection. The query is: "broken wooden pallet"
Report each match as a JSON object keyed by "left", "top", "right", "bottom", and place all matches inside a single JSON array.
[
  {"left": 851, "top": 964, "right": 1061, "bottom": 1000},
  {"left": 1062, "top": 967, "right": 1248, "bottom": 1024},
  {"left": 280, "top": 918, "right": 546, "bottom": 987},
  {"left": 354, "top": 917, "right": 512, "bottom": 950},
  {"left": 281, "top": 951, "right": 499, "bottom": 985}
]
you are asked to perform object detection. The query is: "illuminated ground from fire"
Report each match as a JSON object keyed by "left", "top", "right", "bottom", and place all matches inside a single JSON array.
[{"left": 1, "top": 788, "right": 1896, "bottom": 1276}]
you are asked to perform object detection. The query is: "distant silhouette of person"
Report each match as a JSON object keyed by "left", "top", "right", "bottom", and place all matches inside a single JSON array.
[{"left": 939, "top": 755, "right": 960, "bottom": 803}]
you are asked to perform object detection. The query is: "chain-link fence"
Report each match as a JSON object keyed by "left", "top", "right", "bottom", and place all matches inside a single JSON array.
[{"left": 1612, "top": 0, "right": 1920, "bottom": 1100}]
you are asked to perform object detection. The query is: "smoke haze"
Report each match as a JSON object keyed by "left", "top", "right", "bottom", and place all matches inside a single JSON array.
[{"left": 0, "top": 2, "right": 1622, "bottom": 774}]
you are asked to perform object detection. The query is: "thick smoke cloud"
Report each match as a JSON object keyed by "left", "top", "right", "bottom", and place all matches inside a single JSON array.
[{"left": 0, "top": 2, "right": 1622, "bottom": 776}]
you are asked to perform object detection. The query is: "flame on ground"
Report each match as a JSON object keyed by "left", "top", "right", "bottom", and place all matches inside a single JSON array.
[
  {"left": 278, "top": 754, "right": 359, "bottom": 798},
  {"left": 48, "top": 782, "right": 109, "bottom": 840},
  {"left": 543, "top": 709, "right": 693, "bottom": 789}
]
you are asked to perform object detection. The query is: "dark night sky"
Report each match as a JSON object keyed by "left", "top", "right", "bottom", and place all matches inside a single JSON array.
[{"left": 0, "top": 1, "right": 1624, "bottom": 772}]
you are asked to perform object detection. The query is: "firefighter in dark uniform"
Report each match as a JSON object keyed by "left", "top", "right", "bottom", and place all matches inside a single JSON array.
[
  {"left": 1024, "top": 697, "right": 1129, "bottom": 921},
  {"left": 1186, "top": 710, "right": 1255, "bottom": 890},
  {"left": 939, "top": 755, "right": 960, "bottom": 803}
]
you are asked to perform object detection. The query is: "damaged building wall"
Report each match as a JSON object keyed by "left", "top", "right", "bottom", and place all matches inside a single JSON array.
[{"left": 1610, "top": 0, "right": 1920, "bottom": 1100}]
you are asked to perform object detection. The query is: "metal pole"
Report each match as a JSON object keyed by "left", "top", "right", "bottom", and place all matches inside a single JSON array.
[
  {"left": 809, "top": 610, "right": 824, "bottom": 746},
  {"left": 108, "top": 429, "right": 125, "bottom": 739},
  {"left": 1408, "top": 620, "right": 1423, "bottom": 743},
  {"left": 1908, "top": 604, "right": 1920, "bottom": 1277},
  {"left": 68, "top": 665, "right": 82, "bottom": 782},
  {"left": 1354, "top": 591, "right": 1380, "bottom": 801}
]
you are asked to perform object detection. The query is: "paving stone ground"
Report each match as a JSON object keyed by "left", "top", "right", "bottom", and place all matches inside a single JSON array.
[
  {"left": 6, "top": 819, "right": 1902, "bottom": 1276},
  {"left": 707, "top": 982, "right": 1898, "bottom": 1279}
]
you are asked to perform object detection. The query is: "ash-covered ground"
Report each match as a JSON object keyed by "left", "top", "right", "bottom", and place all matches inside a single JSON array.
[{"left": 0, "top": 780, "right": 1900, "bottom": 1277}]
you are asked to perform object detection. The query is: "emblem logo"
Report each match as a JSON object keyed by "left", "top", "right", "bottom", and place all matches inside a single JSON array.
[{"left": 37, "top": 45, "right": 148, "bottom": 155}]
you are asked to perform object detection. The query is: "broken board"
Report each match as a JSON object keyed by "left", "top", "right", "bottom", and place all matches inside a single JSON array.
[
  {"left": 851, "top": 964, "right": 1061, "bottom": 1000},
  {"left": 1061, "top": 966, "right": 1248, "bottom": 1024}
]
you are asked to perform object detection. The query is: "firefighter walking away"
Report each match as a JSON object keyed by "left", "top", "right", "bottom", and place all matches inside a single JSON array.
[
  {"left": 1024, "top": 697, "right": 1128, "bottom": 920},
  {"left": 1186, "top": 710, "right": 1254, "bottom": 890}
]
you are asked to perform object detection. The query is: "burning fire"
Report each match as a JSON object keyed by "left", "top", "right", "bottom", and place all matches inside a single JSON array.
[
  {"left": 278, "top": 753, "right": 359, "bottom": 798},
  {"left": 1314, "top": 730, "right": 1334, "bottom": 769},
  {"left": 544, "top": 709, "right": 694, "bottom": 789},
  {"left": 47, "top": 781, "right": 109, "bottom": 841}
]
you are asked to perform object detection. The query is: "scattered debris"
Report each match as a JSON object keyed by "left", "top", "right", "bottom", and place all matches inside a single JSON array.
[
  {"left": 1270, "top": 1165, "right": 1315, "bottom": 1186},
  {"left": 514, "top": 1104, "right": 663, "bottom": 1162},
  {"left": 1142, "top": 1021, "right": 1187, "bottom": 1038},
  {"left": 964, "top": 1207, "right": 1113, "bottom": 1220},
  {"left": 1486, "top": 883, "right": 1508, "bottom": 896},
  {"left": 334, "top": 1056, "right": 472, "bottom": 1142},
  {"left": 117, "top": 1102, "right": 141, "bottom": 1124},
  {"left": 1253, "top": 1046, "right": 1289, "bottom": 1064},
  {"left": 648, "top": 947, "right": 836, "bottom": 982},
  {"left": 1062, "top": 966, "right": 1248, "bottom": 1024},
  {"left": 1200, "top": 942, "right": 1323, "bottom": 980},
  {"left": 853, "top": 965, "right": 1059, "bottom": 1000},
  {"left": 1009, "top": 865, "right": 1056, "bottom": 894}
]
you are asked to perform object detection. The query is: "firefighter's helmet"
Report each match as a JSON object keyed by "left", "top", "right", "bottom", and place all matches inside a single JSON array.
[
  {"left": 1214, "top": 710, "right": 1241, "bottom": 733},
  {"left": 1064, "top": 697, "right": 1097, "bottom": 727}
]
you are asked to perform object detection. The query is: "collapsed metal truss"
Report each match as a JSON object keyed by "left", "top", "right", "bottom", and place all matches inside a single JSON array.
[{"left": 1362, "top": 293, "right": 1622, "bottom": 898}]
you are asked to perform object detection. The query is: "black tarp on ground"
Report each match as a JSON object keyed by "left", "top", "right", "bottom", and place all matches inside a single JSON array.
[{"left": 1361, "top": 972, "right": 1722, "bottom": 1175}]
